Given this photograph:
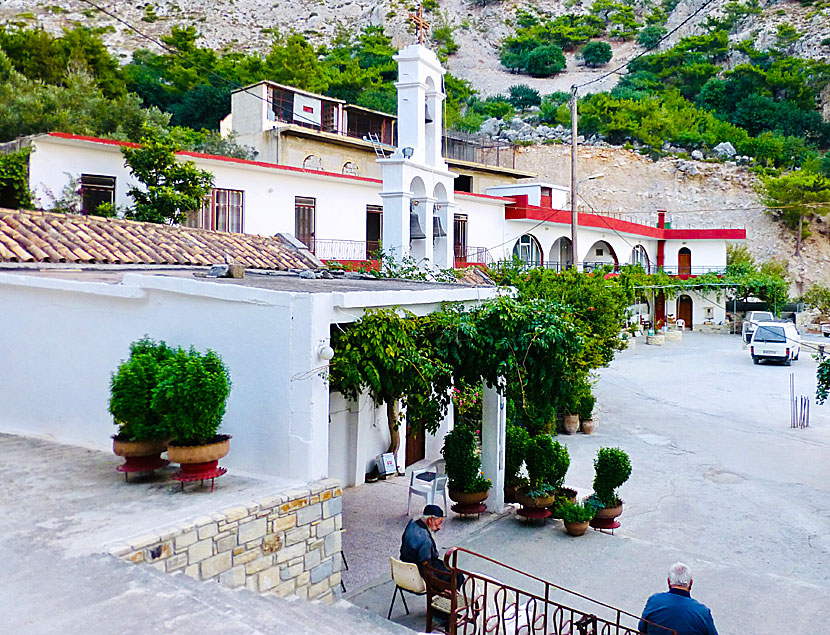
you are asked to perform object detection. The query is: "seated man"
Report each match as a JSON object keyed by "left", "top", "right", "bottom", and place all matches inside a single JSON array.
[{"left": 400, "top": 504, "right": 464, "bottom": 588}]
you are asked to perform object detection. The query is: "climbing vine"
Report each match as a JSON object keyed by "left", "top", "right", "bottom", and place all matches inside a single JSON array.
[{"left": 0, "top": 148, "right": 32, "bottom": 209}]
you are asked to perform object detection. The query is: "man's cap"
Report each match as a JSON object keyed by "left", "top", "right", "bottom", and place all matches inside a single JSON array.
[{"left": 423, "top": 504, "right": 444, "bottom": 518}]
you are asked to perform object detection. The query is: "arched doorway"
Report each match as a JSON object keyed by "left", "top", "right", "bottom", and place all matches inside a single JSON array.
[
  {"left": 550, "top": 236, "right": 573, "bottom": 271},
  {"left": 678, "top": 247, "right": 691, "bottom": 276},
  {"left": 677, "top": 295, "right": 693, "bottom": 329},
  {"left": 513, "top": 234, "right": 543, "bottom": 267},
  {"left": 584, "top": 240, "right": 618, "bottom": 272},
  {"left": 630, "top": 244, "right": 650, "bottom": 271}
]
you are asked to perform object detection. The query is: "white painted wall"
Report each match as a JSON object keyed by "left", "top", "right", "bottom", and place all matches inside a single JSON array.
[
  {"left": 663, "top": 240, "right": 726, "bottom": 271},
  {"left": 485, "top": 183, "right": 568, "bottom": 208},
  {"left": 0, "top": 271, "right": 332, "bottom": 482},
  {"left": 667, "top": 291, "right": 726, "bottom": 326}
]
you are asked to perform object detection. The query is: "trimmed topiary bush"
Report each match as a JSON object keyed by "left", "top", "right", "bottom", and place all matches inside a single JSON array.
[
  {"left": 505, "top": 423, "right": 530, "bottom": 484},
  {"left": 442, "top": 425, "right": 491, "bottom": 493},
  {"left": 152, "top": 347, "right": 231, "bottom": 446},
  {"left": 109, "top": 337, "right": 174, "bottom": 442},
  {"left": 592, "top": 446, "right": 631, "bottom": 507},
  {"left": 526, "top": 434, "right": 570, "bottom": 491}
]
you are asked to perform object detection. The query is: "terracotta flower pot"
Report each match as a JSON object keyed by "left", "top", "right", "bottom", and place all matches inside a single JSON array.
[
  {"left": 449, "top": 489, "right": 489, "bottom": 505},
  {"left": 556, "top": 487, "right": 578, "bottom": 504},
  {"left": 562, "top": 414, "right": 580, "bottom": 435},
  {"left": 580, "top": 419, "right": 596, "bottom": 434},
  {"left": 515, "top": 490, "right": 557, "bottom": 508},
  {"left": 167, "top": 436, "right": 231, "bottom": 465},
  {"left": 563, "top": 520, "right": 590, "bottom": 536},
  {"left": 593, "top": 501, "right": 623, "bottom": 521},
  {"left": 112, "top": 438, "right": 167, "bottom": 458}
]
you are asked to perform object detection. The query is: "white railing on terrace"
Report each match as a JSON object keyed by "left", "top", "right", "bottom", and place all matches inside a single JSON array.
[
  {"left": 492, "top": 261, "right": 727, "bottom": 275},
  {"left": 587, "top": 210, "right": 745, "bottom": 230},
  {"left": 314, "top": 239, "right": 379, "bottom": 261}
]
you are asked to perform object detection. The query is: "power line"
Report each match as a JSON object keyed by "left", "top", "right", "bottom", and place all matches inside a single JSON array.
[{"left": 576, "top": 0, "right": 721, "bottom": 90}]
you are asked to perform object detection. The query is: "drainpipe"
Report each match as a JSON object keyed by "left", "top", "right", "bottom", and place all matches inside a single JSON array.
[{"left": 656, "top": 209, "right": 666, "bottom": 272}]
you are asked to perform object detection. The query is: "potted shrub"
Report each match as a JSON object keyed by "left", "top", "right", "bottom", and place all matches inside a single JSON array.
[
  {"left": 153, "top": 346, "right": 232, "bottom": 468},
  {"left": 504, "top": 423, "right": 530, "bottom": 503},
  {"left": 516, "top": 435, "right": 569, "bottom": 508},
  {"left": 578, "top": 391, "right": 596, "bottom": 435},
  {"left": 109, "top": 337, "right": 174, "bottom": 477},
  {"left": 557, "top": 500, "right": 596, "bottom": 536},
  {"left": 588, "top": 447, "right": 632, "bottom": 529},
  {"left": 442, "top": 425, "right": 491, "bottom": 505}
]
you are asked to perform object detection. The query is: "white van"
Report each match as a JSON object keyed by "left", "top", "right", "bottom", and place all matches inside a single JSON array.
[
  {"left": 742, "top": 311, "right": 775, "bottom": 343},
  {"left": 749, "top": 321, "right": 800, "bottom": 365}
]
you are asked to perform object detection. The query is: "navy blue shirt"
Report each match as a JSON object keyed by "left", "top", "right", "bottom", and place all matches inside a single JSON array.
[
  {"left": 400, "top": 519, "right": 439, "bottom": 575},
  {"left": 638, "top": 588, "right": 718, "bottom": 635}
]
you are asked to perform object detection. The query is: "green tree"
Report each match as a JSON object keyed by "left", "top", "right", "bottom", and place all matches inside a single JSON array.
[
  {"left": 637, "top": 25, "right": 666, "bottom": 49},
  {"left": 581, "top": 41, "right": 613, "bottom": 67},
  {"left": 0, "top": 149, "right": 32, "bottom": 209},
  {"left": 121, "top": 128, "right": 214, "bottom": 224},
  {"left": 525, "top": 45, "right": 567, "bottom": 77},
  {"left": 507, "top": 84, "right": 542, "bottom": 110},
  {"left": 329, "top": 308, "right": 452, "bottom": 455},
  {"left": 761, "top": 170, "right": 830, "bottom": 256}
]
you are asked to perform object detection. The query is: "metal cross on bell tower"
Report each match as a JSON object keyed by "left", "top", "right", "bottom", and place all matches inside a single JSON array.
[{"left": 408, "top": 4, "right": 430, "bottom": 44}]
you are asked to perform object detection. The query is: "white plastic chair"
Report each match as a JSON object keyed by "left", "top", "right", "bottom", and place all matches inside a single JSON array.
[
  {"left": 407, "top": 459, "right": 448, "bottom": 515},
  {"left": 676, "top": 318, "right": 686, "bottom": 330},
  {"left": 388, "top": 557, "right": 427, "bottom": 619}
]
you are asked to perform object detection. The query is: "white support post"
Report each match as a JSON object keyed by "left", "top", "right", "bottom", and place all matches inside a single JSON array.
[{"left": 481, "top": 383, "right": 505, "bottom": 513}]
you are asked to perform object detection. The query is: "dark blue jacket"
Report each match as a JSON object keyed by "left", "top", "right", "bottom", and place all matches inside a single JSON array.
[
  {"left": 400, "top": 519, "right": 439, "bottom": 575},
  {"left": 638, "top": 588, "right": 718, "bottom": 635}
]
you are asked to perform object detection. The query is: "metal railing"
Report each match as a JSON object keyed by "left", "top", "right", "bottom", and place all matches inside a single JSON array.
[
  {"left": 314, "top": 239, "right": 379, "bottom": 261},
  {"left": 490, "top": 261, "right": 726, "bottom": 276},
  {"left": 440, "top": 547, "right": 675, "bottom": 635},
  {"left": 455, "top": 246, "right": 495, "bottom": 266}
]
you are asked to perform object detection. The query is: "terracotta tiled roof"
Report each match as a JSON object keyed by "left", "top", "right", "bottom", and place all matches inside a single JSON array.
[
  {"left": 457, "top": 266, "right": 495, "bottom": 286},
  {"left": 0, "top": 208, "right": 321, "bottom": 270}
]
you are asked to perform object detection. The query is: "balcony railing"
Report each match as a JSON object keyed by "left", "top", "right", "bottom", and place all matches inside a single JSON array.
[
  {"left": 434, "top": 547, "right": 675, "bottom": 635},
  {"left": 455, "top": 246, "right": 495, "bottom": 266},
  {"left": 492, "top": 260, "right": 726, "bottom": 276}
]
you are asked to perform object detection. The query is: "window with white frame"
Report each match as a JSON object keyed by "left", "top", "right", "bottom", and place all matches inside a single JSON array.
[{"left": 80, "top": 174, "right": 115, "bottom": 215}]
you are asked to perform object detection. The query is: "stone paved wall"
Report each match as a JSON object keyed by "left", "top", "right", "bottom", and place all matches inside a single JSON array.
[{"left": 109, "top": 478, "right": 343, "bottom": 603}]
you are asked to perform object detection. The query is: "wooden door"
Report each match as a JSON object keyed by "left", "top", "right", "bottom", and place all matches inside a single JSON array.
[
  {"left": 405, "top": 420, "right": 426, "bottom": 466},
  {"left": 655, "top": 291, "right": 666, "bottom": 328},
  {"left": 677, "top": 296, "right": 693, "bottom": 330},
  {"left": 678, "top": 248, "right": 691, "bottom": 276}
]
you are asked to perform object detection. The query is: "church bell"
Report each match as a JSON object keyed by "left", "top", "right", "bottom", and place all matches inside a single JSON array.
[
  {"left": 409, "top": 201, "right": 427, "bottom": 240},
  {"left": 432, "top": 215, "right": 447, "bottom": 238}
]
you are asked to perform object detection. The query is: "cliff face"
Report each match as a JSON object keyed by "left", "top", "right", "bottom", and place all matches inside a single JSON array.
[{"left": 515, "top": 144, "right": 830, "bottom": 293}]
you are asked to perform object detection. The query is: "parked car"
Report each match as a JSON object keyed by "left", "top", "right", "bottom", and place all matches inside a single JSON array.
[
  {"left": 821, "top": 322, "right": 830, "bottom": 338},
  {"left": 749, "top": 321, "right": 800, "bottom": 365},
  {"left": 742, "top": 311, "right": 775, "bottom": 343}
]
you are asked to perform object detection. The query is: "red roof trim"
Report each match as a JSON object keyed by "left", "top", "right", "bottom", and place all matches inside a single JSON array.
[
  {"left": 46, "top": 132, "right": 383, "bottom": 184},
  {"left": 505, "top": 203, "right": 746, "bottom": 240}
]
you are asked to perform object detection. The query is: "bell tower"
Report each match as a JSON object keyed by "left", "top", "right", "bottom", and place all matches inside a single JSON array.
[{"left": 379, "top": 42, "right": 456, "bottom": 269}]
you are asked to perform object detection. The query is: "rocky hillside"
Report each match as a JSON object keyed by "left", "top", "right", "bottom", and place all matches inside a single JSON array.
[
  {"left": 517, "top": 144, "right": 830, "bottom": 293},
  {"left": 2, "top": 0, "right": 827, "bottom": 96},
  {"left": 2, "top": 0, "right": 829, "bottom": 287}
]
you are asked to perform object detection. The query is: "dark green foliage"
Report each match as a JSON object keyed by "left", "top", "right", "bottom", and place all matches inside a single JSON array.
[
  {"left": 577, "top": 390, "right": 596, "bottom": 421},
  {"left": 592, "top": 446, "right": 631, "bottom": 507},
  {"left": 330, "top": 308, "right": 452, "bottom": 437},
  {"left": 122, "top": 128, "right": 214, "bottom": 224},
  {"left": 556, "top": 500, "right": 596, "bottom": 522},
  {"left": 0, "top": 49, "right": 169, "bottom": 143},
  {"left": 429, "top": 296, "right": 582, "bottom": 434},
  {"left": 703, "top": 1, "right": 761, "bottom": 34},
  {"left": 441, "top": 425, "right": 491, "bottom": 493},
  {"left": 526, "top": 45, "right": 567, "bottom": 77},
  {"left": 581, "top": 41, "right": 612, "bottom": 67},
  {"left": 499, "top": 12, "right": 602, "bottom": 76},
  {"left": 817, "top": 357, "right": 830, "bottom": 404},
  {"left": 152, "top": 347, "right": 231, "bottom": 446},
  {"left": 0, "top": 25, "right": 125, "bottom": 98},
  {"left": 590, "top": 0, "right": 641, "bottom": 40},
  {"left": 525, "top": 435, "right": 569, "bottom": 490},
  {"left": 507, "top": 84, "right": 541, "bottom": 110},
  {"left": 0, "top": 149, "right": 32, "bottom": 209},
  {"left": 761, "top": 170, "right": 830, "bottom": 251},
  {"left": 819, "top": 153, "right": 830, "bottom": 177},
  {"left": 109, "top": 338, "right": 174, "bottom": 442},
  {"left": 505, "top": 423, "right": 530, "bottom": 484},
  {"left": 637, "top": 25, "right": 666, "bottom": 49}
]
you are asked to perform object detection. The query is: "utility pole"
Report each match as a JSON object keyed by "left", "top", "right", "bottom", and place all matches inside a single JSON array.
[{"left": 570, "top": 85, "right": 578, "bottom": 271}]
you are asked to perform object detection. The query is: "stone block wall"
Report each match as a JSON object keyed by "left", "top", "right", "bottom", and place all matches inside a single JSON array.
[{"left": 110, "top": 478, "right": 343, "bottom": 603}]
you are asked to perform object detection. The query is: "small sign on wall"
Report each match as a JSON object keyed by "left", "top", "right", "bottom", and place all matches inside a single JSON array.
[{"left": 377, "top": 452, "right": 397, "bottom": 477}]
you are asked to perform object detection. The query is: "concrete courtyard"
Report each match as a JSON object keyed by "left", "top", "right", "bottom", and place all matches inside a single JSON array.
[{"left": 345, "top": 331, "right": 830, "bottom": 634}]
